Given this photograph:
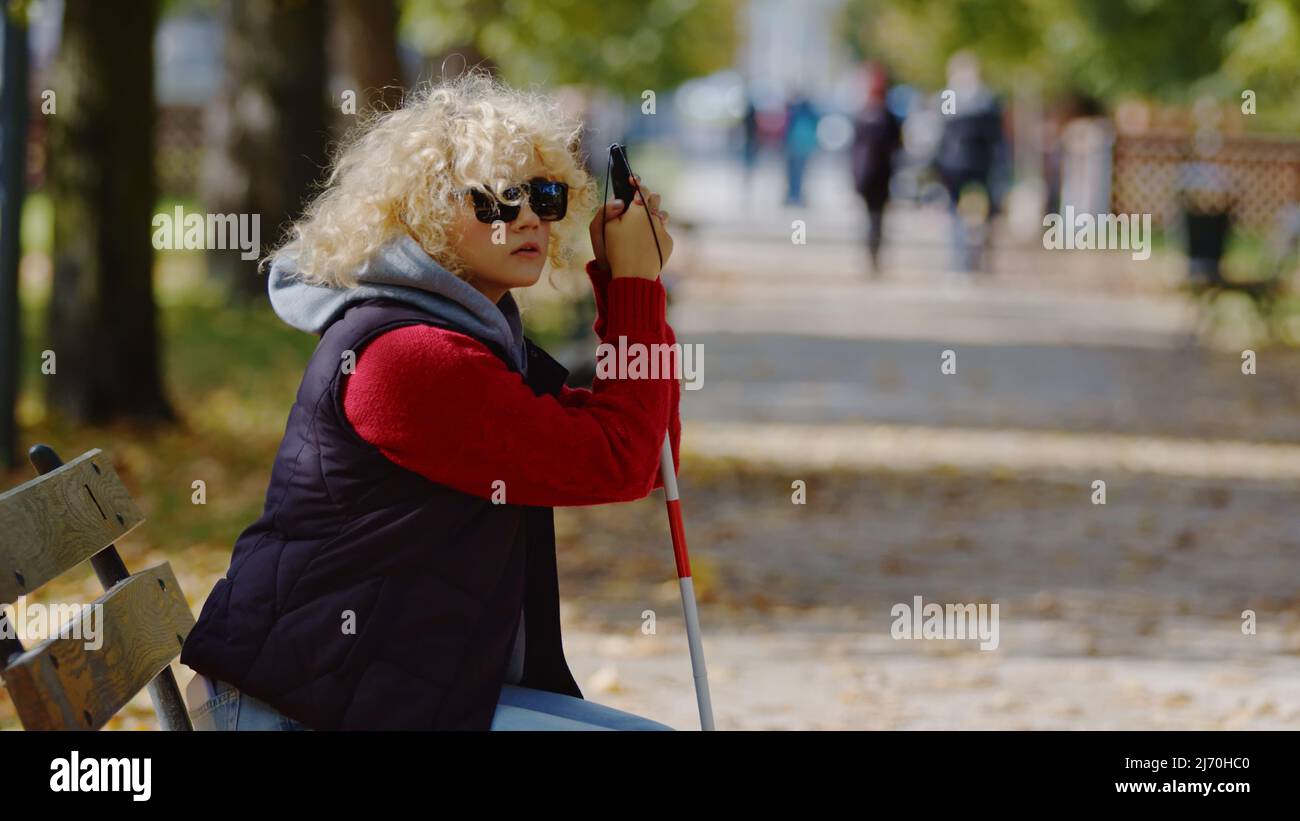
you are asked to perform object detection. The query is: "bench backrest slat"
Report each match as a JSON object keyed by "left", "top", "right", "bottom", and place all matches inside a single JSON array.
[
  {"left": 1, "top": 562, "right": 195, "bottom": 730},
  {"left": 0, "top": 449, "right": 144, "bottom": 606}
]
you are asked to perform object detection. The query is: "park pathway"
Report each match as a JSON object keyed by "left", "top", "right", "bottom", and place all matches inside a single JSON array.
[{"left": 552, "top": 155, "right": 1300, "bottom": 730}]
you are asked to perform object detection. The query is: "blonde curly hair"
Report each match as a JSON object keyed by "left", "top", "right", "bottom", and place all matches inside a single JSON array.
[{"left": 268, "top": 69, "right": 597, "bottom": 287}]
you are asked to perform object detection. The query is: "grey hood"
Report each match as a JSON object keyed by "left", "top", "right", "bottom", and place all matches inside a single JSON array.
[{"left": 267, "top": 233, "right": 528, "bottom": 374}]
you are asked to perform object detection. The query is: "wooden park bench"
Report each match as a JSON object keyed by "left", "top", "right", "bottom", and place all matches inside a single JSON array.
[{"left": 0, "top": 445, "right": 194, "bottom": 730}]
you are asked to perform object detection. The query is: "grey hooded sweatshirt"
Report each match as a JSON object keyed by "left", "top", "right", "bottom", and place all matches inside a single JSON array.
[{"left": 266, "top": 232, "right": 530, "bottom": 684}]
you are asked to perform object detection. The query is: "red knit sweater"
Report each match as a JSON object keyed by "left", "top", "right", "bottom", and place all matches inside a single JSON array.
[{"left": 341, "top": 260, "right": 682, "bottom": 507}]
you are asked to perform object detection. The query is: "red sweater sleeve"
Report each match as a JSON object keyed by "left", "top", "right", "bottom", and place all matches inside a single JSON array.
[
  {"left": 342, "top": 274, "right": 680, "bottom": 507},
  {"left": 554, "top": 260, "right": 681, "bottom": 485}
]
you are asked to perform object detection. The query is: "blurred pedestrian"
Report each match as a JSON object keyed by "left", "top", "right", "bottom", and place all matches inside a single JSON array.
[
  {"left": 933, "top": 52, "right": 1005, "bottom": 274},
  {"left": 741, "top": 96, "right": 760, "bottom": 173},
  {"left": 850, "top": 63, "right": 902, "bottom": 276},
  {"left": 783, "top": 92, "right": 820, "bottom": 206},
  {"left": 739, "top": 94, "right": 762, "bottom": 202}
]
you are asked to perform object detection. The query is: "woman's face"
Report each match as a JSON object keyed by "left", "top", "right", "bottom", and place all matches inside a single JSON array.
[{"left": 449, "top": 160, "right": 554, "bottom": 303}]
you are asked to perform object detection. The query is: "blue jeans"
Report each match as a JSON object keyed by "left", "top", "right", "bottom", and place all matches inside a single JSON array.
[
  {"left": 188, "top": 678, "right": 673, "bottom": 731},
  {"left": 188, "top": 678, "right": 311, "bottom": 731},
  {"left": 490, "top": 684, "right": 673, "bottom": 730}
]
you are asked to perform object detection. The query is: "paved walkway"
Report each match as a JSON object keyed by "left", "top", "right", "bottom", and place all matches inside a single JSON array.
[{"left": 546, "top": 155, "right": 1300, "bottom": 730}]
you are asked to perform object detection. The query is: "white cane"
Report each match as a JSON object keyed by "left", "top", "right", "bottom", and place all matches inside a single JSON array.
[{"left": 658, "top": 433, "right": 715, "bottom": 731}]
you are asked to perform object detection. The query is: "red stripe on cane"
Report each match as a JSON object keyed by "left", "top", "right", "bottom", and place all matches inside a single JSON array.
[{"left": 665, "top": 498, "right": 691, "bottom": 578}]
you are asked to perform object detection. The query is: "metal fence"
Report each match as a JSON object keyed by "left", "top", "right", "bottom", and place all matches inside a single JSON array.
[{"left": 1112, "top": 133, "right": 1300, "bottom": 234}]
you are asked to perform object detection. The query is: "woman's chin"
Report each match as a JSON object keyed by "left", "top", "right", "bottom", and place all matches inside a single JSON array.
[{"left": 504, "top": 261, "right": 545, "bottom": 287}]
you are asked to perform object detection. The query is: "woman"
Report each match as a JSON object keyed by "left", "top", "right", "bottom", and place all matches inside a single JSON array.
[
  {"left": 180, "top": 70, "right": 680, "bottom": 730},
  {"left": 849, "top": 62, "right": 901, "bottom": 277}
]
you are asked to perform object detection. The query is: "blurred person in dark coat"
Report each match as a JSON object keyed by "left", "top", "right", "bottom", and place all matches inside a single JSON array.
[
  {"left": 933, "top": 52, "right": 1006, "bottom": 274},
  {"left": 849, "top": 63, "right": 902, "bottom": 276}
]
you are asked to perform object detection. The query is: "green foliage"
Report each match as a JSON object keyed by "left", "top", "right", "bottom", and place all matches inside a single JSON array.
[
  {"left": 843, "top": 0, "right": 1041, "bottom": 89},
  {"left": 400, "top": 0, "right": 739, "bottom": 95},
  {"left": 1218, "top": 0, "right": 1300, "bottom": 129},
  {"left": 20, "top": 192, "right": 51, "bottom": 255},
  {"left": 841, "top": 0, "right": 1267, "bottom": 106}
]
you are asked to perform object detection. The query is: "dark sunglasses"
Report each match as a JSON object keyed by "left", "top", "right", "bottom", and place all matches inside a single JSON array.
[{"left": 465, "top": 177, "right": 569, "bottom": 224}]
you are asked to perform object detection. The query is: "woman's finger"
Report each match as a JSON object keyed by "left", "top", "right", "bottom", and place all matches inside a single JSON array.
[{"left": 612, "top": 198, "right": 645, "bottom": 221}]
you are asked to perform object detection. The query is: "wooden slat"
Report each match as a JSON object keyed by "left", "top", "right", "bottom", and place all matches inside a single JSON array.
[
  {"left": 0, "top": 449, "right": 144, "bottom": 606},
  {"left": 0, "top": 562, "right": 195, "bottom": 730}
]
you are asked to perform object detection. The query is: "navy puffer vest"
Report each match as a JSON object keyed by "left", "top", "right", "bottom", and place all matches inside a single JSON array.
[{"left": 181, "top": 296, "right": 582, "bottom": 729}]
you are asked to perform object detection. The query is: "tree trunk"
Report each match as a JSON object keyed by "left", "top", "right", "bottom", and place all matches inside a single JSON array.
[
  {"left": 0, "top": 2, "right": 29, "bottom": 467},
  {"left": 47, "top": 0, "right": 173, "bottom": 424},
  {"left": 202, "top": 0, "right": 328, "bottom": 302},
  {"left": 334, "top": 0, "right": 405, "bottom": 113}
]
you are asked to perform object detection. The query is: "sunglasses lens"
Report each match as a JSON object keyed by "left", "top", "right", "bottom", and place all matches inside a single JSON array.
[
  {"left": 495, "top": 187, "right": 522, "bottom": 223},
  {"left": 469, "top": 190, "right": 496, "bottom": 222},
  {"left": 470, "top": 189, "right": 521, "bottom": 224},
  {"left": 528, "top": 179, "right": 568, "bottom": 221}
]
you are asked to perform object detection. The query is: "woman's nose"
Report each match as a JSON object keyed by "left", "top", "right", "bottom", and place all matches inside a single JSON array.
[{"left": 513, "top": 199, "right": 541, "bottom": 229}]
